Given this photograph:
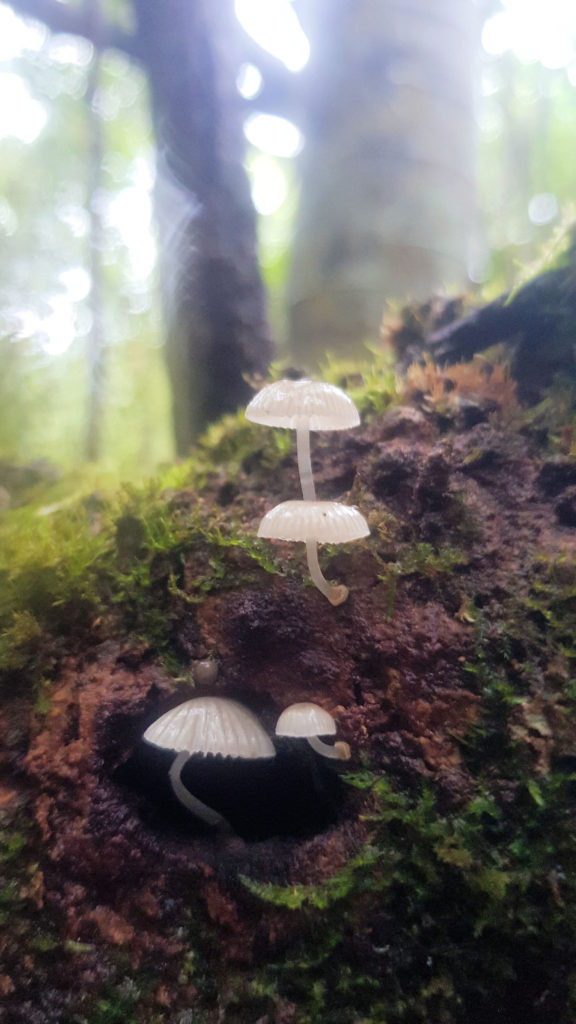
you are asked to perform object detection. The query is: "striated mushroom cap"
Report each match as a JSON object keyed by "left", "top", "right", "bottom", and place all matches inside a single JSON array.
[
  {"left": 144, "top": 697, "right": 275, "bottom": 759},
  {"left": 245, "top": 379, "right": 360, "bottom": 431},
  {"left": 276, "top": 702, "right": 336, "bottom": 738},
  {"left": 258, "top": 500, "right": 369, "bottom": 544}
]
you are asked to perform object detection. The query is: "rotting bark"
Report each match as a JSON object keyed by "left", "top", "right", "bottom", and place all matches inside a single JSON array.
[
  {"left": 3, "top": 355, "right": 576, "bottom": 1021},
  {"left": 394, "top": 237, "right": 576, "bottom": 403}
]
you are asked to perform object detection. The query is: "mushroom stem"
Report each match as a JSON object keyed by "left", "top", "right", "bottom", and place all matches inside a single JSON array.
[
  {"left": 305, "top": 540, "right": 349, "bottom": 606},
  {"left": 169, "top": 751, "right": 233, "bottom": 832},
  {"left": 296, "top": 428, "right": 316, "bottom": 501},
  {"left": 307, "top": 736, "right": 351, "bottom": 761}
]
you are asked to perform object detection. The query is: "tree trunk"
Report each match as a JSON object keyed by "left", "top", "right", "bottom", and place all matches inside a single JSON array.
[
  {"left": 288, "top": 0, "right": 479, "bottom": 366},
  {"left": 132, "top": 0, "right": 272, "bottom": 454}
]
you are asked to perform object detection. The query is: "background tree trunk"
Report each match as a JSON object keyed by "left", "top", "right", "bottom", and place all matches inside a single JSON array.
[
  {"left": 125, "top": 0, "right": 273, "bottom": 454},
  {"left": 6, "top": 0, "right": 273, "bottom": 457},
  {"left": 288, "top": 0, "right": 479, "bottom": 366}
]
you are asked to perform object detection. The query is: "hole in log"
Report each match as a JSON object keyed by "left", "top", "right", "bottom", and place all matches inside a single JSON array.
[{"left": 115, "top": 737, "right": 346, "bottom": 842}]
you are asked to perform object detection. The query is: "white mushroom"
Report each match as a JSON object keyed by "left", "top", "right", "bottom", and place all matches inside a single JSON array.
[
  {"left": 143, "top": 697, "right": 275, "bottom": 831},
  {"left": 276, "top": 702, "right": 351, "bottom": 761},
  {"left": 258, "top": 499, "right": 369, "bottom": 605},
  {"left": 245, "top": 379, "right": 360, "bottom": 501}
]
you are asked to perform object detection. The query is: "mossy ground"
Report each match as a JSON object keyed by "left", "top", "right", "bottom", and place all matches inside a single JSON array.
[{"left": 2, "top": 355, "right": 576, "bottom": 1023}]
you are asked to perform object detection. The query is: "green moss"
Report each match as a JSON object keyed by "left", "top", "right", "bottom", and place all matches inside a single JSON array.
[
  {"left": 523, "top": 554, "right": 576, "bottom": 661},
  {"left": 241, "top": 845, "right": 382, "bottom": 911},
  {"left": 0, "top": 448, "right": 287, "bottom": 693},
  {"left": 197, "top": 409, "right": 292, "bottom": 475},
  {"left": 73, "top": 978, "right": 143, "bottom": 1024},
  {"left": 0, "top": 829, "right": 27, "bottom": 864},
  {"left": 239, "top": 771, "right": 576, "bottom": 1023},
  {"left": 101, "top": 497, "right": 281, "bottom": 662},
  {"left": 0, "top": 610, "right": 45, "bottom": 677},
  {"left": 319, "top": 347, "right": 399, "bottom": 417},
  {"left": 396, "top": 542, "right": 467, "bottom": 576},
  {"left": 376, "top": 542, "right": 467, "bottom": 619}
]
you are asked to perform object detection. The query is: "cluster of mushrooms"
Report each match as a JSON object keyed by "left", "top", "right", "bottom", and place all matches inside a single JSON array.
[
  {"left": 144, "top": 696, "right": 350, "bottom": 833},
  {"left": 142, "top": 379, "right": 365, "bottom": 833},
  {"left": 246, "top": 378, "right": 370, "bottom": 606}
]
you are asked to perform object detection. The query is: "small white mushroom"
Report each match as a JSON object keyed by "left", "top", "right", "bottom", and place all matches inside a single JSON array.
[
  {"left": 276, "top": 702, "right": 351, "bottom": 761},
  {"left": 245, "top": 379, "right": 360, "bottom": 501},
  {"left": 191, "top": 658, "right": 219, "bottom": 686},
  {"left": 258, "top": 499, "right": 369, "bottom": 605},
  {"left": 143, "top": 697, "right": 275, "bottom": 831}
]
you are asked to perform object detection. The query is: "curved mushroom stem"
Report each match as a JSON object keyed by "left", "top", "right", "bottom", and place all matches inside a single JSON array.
[
  {"left": 305, "top": 540, "right": 349, "bottom": 606},
  {"left": 169, "top": 751, "right": 233, "bottom": 832},
  {"left": 307, "top": 736, "right": 351, "bottom": 761},
  {"left": 296, "top": 428, "right": 316, "bottom": 501}
]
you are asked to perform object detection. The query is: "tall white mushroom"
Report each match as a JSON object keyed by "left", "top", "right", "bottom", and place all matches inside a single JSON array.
[
  {"left": 276, "top": 702, "right": 351, "bottom": 761},
  {"left": 258, "top": 499, "right": 369, "bottom": 605},
  {"left": 143, "top": 697, "right": 275, "bottom": 831},
  {"left": 245, "top": 379, "right": 360, "bottom": 501}
]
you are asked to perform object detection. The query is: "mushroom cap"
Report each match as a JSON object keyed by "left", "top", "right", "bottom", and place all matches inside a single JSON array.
[
  {"left": 143, "top": 697, "right": 275, "bottom": 759},
  {"left": 276, "top": 702, "right": 336, "bottom": 738},
  {"left": 258, "top": 500, "right": 370, "bottom": 544},
  {"left": 245, "top": 379, "right": 360, "bottom": 431}
]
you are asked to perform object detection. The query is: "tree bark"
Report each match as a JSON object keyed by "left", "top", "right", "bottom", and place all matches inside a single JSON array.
[
  {"left": 287, "top": 0, "right": 479, "bottom": 367},
  {"left": 132, "top": 0, "right": 272, "bottom": 454}
]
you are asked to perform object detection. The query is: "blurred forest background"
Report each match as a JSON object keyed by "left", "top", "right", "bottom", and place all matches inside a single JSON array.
[{"left": 0, "top": 0, "right": 575, "bottom": 496}]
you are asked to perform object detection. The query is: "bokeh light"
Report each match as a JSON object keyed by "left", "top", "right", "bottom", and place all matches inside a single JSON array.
[
  {"left": 235, "top": 0, "right": 309, "bottom": 72},
  {"left": 249, "top": 153, "right": 288, "bottom": 215},
  {"left": 0, "top": 72, "right": 47, "bottom": 143},
  {"left": 237, "top": 62, "right": 263, "bottom": 99},
  {"left": 244, "top": 112, "right": 303, "bottom": 158},
  {"left": 482, "top": 0, "right": 576, "bottom": 69}
]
